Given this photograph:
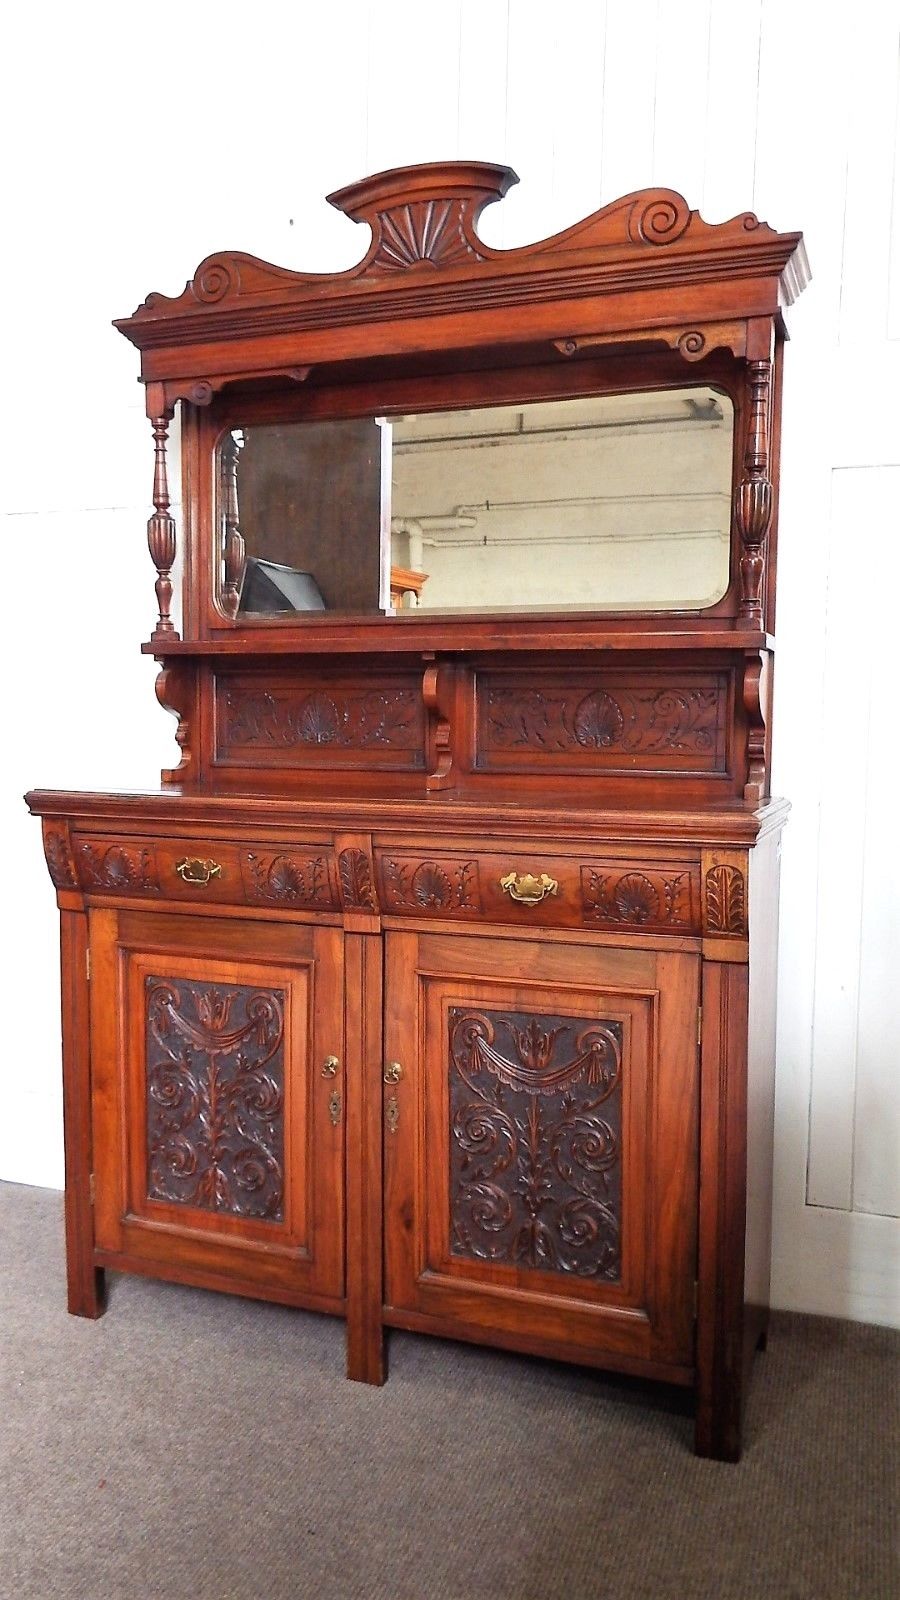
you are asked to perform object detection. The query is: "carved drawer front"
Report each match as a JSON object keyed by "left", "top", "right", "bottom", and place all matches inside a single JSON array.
[
  {"left": 76, "top": 836, "right": 339, "bottom": 912},
  {"left": 377, "top": 847, "right": 701, "bottom": 935}
]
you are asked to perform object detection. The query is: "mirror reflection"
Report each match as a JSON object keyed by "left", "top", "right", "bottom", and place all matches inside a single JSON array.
[{"left": 216, "top": 386, "right": 734, "bottom": 617}]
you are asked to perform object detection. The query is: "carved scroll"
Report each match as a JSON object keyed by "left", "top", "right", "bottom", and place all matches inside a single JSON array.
[
  {"left": 147, "top": 412, "right": 179, "bottom": 641},
  {"left": 145, "top": 976, "right": 285, "bottom": 1220},
  {"left": 155, "top": 664, "right": 192, "bottom": 784},
  {"left": 423, "top": 661, "right": 453, "bottom": 791},
  {"left": 449, "top": 1006, "right": 623, "bottom": 1280},
  {"left": 735, "top": 359, "right": 773, "bottom": 627}
]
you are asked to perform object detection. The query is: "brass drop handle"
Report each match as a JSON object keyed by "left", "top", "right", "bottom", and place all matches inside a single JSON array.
[
  {"left": 322, "top": 1055, "right": 340, "bottom": 1078},
  {"left": 499, "top": 871, "right": 559, "bottom": 906},
  {"left": 383, "top": 1061, "right": 403, "bottom": 1084},
  {"left": 176, "top": 857, "right": 222, "bottom": 886}
]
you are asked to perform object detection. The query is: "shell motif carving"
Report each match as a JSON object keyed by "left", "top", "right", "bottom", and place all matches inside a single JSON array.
[
  {"left": 572, "top": 691, "right": 625, "bottom": 748},
  {"left": 483, "top": 683, "right": 723, "bottom": 759},
  {"left": 382, "top": 857, "right": 482, "bottom": 915},
  {"left": 220, "top": 687, "right": 420, "bottom": 753},
  {"left": 242, "top": 852, "right": 334, "bottom": 908},
  {"left": 581, "top": 866, "right": 695, "bottom": 930},
  {"left": 78, "top": 843, "right": 160, "bottom": 894},
  {"left": 371, "top": 199, "right": 484, "bottom": 274}
]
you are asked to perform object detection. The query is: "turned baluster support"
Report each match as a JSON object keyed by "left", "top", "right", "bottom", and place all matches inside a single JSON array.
[
  {"left": 735, "top": 358, "right": 773, "bottom": 628},
  {"left": 147, "top": 410, "right": 179, "bottom": 642}
]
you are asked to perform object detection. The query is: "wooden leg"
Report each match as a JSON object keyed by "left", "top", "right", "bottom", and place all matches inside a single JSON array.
[
  {"left": 694, "top": 959, "right": 749, "bottom": 1462},
  {"left": 344, "top": 934, "right": 385, "bottom": 1384},
  {"left": 60, "top": 909, "right": 105, "bottom": 1319}
]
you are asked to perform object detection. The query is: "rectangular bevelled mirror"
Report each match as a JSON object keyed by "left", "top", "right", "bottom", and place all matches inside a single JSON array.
[{"left": 216, "top": 386, "right": 734, "bottom": 618}]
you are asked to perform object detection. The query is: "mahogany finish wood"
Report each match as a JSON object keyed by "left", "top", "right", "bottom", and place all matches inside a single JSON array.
[{"left": 27, "top": 162, "right": 808, "bottom": 1460}]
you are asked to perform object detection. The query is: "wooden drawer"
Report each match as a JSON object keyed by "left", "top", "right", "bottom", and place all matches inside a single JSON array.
[
  {"left": 74, "top": 835, "right": 340, "bottom": 912},
  {"left": 375, "top": 845, "right": 702, "bottom": 935}
]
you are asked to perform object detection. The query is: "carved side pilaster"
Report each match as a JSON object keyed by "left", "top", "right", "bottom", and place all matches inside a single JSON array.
[
  {"left": 735, "top": 359, "right": 773, "bottom": 627},
  {"left": 42, "top": 819, "right": 78, "bottom": 890},
  {"left": 338, "top": 847, "right": 379, "bottom": 914},
  {"left": 702, "top": 855, "right": 748, "bottom": 937}
]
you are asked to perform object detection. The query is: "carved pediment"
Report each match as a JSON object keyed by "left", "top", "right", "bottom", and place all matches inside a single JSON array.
[{"left": 117, "top": 160, "right": 807, "bottom": 334}]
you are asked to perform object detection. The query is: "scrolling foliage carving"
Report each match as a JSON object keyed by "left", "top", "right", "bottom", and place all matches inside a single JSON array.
[
  {"left": 449, "top": 1006, "right": 623, "bottom": 1281},
  {"left": 481, "top": 682, "right": 724, "bottom": 765},
  {"left": 242, "top": 851, "right": 335, "bottom": 908},
  {"left": 581, "top": 866, "right": 696, "bottom": 930},
  {"left": 79, "top": 842, "right": 160, "bottom": 893},
  {"left": 145, "top": 976, "right": 285, "bottom": 1221},
  {"left": 382, "top": 857, "right": 481, "bottom": 915},
  {"left": 219, "top": 686, "right": 422, "bottom": 759}
]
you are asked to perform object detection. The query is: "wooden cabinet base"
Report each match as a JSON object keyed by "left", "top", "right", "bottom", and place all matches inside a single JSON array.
[{"left": 30, "top": 796, "right": 785, "bottom": 1461}]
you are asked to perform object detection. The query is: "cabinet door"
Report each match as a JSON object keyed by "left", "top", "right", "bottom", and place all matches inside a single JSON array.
[
  {"left": 90, "top": 909, "right": 344, "bottom": 1308},
  {"left": 384, "top": 931, "right": 699, "bottom": 1375}
]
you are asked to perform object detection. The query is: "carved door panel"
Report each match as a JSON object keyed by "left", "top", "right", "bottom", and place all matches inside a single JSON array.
[
  {"left": 384, "top": 931, "right": 699, "bottom": 1374},
  {"left": 89, "top": 909, "right": 344, "bottom": 1307}
]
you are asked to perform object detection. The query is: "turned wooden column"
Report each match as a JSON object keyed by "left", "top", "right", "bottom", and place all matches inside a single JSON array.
[
  {"left": 735, "top": 354, "right": 774, "bottom": 628},
  {"left": 147, "top": 409, "right": 178, "bottom": 642}
]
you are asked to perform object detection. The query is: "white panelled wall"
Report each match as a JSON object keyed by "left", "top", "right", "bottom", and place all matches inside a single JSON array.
[{"left": 2, "top": 1, "right": 897, "bottom": 1324}]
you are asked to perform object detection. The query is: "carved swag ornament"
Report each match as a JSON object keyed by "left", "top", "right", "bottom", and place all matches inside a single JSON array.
[
  {"left": 145, "top": 976, "right": 286, "bottom": 1221},
  {"left": 449, "top": 1006, "right": 623, "bottom": 1281}
]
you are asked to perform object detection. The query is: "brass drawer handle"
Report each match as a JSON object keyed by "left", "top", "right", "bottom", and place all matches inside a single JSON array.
[
  {"left": 384, "top": 1061, "right": 403, "bottom": 1084},
  {"left": 175, "top": 857, "right": 222, "bottom": 886},
  {"left": 322, "top": 1055, "right": 340, "bottom": 1079},
  {"left": 499, "top": 871, "right": 559, "bottom": 906}
]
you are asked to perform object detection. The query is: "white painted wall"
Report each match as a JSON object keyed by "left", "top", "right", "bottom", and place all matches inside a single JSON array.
[{"left": 3, "top": 0, "right": 897, "bottom": 1324}]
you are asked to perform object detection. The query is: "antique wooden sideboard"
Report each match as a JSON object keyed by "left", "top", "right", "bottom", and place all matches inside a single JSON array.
[{"left": 27, "top": 162, "right": 808, "bottom": 1459}]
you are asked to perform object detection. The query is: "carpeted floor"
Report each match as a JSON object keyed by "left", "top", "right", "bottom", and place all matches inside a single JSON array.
[{"left": 0, "top": 1181, "right": 896, "bottom": 1600}]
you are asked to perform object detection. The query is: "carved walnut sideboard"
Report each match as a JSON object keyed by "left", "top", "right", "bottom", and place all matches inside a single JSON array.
[{"left": 27, "top": 162, "right": 808, "bottom": 1460}]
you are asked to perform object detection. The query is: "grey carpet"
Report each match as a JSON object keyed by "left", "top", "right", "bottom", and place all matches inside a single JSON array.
[{"left": 0, "top": 1181, "right": 896, "bottom": 1600}]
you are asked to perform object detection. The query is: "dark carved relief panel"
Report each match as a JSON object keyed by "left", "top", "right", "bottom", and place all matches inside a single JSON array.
[
  {"left": 381, "top": 856, "right": 482, "bottom": 916},
  {"left": 449, "top": 1005, "right": 623, "bottom": 1281},
  {"left": 79, "top": 842, "right": 160, "bottom": 894},
  {"left": 145, "top": 976, "right": 285, "bottom": 1221},
  {"left": 581, "top": 865, "right": 699, "bottom": 932},
  {"left": 704, "top": 864, "right": 747, "bottom": 935},
  {"left": 241, "top": 851, "right": 337, "bottom": 909},
  {"left": 215, "top": 675, "right": 425, "bottom": 768},
  {"left": 476, "top": 674, "right": 727, "bottom": 773}
]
